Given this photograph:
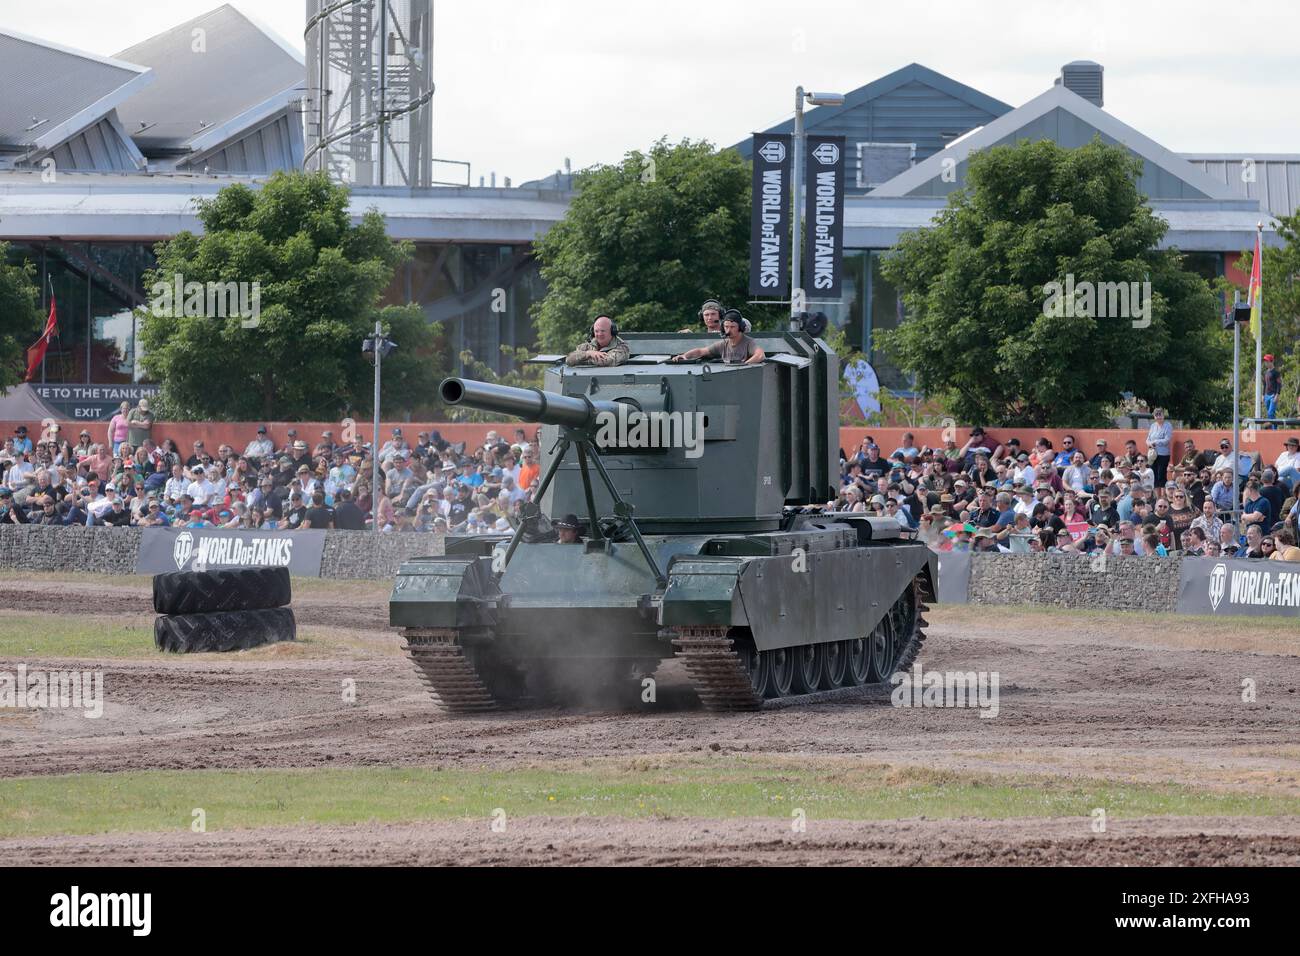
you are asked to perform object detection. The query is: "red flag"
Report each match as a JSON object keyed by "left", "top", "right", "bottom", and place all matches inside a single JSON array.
[{"left": 24, "top": 296, "right": 57, "bottom": 382}]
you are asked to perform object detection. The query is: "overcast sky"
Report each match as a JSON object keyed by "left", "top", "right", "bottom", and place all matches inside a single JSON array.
[{"left": 10, "top": 0, "right": 1300, "bottom": 184}]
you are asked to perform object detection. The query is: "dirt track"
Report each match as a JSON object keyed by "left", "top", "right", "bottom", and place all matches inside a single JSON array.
[
  {"left": 8, "top": 816, "right": 1300, "bottom": 866},
  {"left": 2, "top": 577, "right": 1299, "bottom": 864}
]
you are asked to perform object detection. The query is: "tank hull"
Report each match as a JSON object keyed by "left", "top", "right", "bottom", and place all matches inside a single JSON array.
[{"left": 390, "top": 518, "right": 937, "bottom": 711}]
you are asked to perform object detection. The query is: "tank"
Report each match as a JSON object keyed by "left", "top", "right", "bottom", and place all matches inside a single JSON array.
[{"left": 389, "top": 329, "right": 936, "bottom": 711}]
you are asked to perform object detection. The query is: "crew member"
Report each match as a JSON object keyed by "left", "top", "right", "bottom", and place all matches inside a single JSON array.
[
  {"left": 679, "top": 298, "right": 749, "bottom": 335},
  {"left": 565, "top": 315, "right": 629, "bottom": 367},
  {"left": 670, "top": 310, "right": 765, "bottom": 365},
  {"left": 555, "top": 513, "right": 583, "bottom": 544}
]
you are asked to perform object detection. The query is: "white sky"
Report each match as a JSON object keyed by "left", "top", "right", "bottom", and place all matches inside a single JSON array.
[{"left": 8, "top": 0, "right": 1300, "bottom": 184}]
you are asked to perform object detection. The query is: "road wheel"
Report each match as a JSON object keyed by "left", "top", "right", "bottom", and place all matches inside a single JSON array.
[
  {"left": 845, "top": 636, "right": 871, "bottom": 686},
  {"left": 791, "top": 644, "right": 821, "bottom": 694},
  {"left": 820, "top": 640, "right": 849, "bottom": 689},
  {"left": 763, "top": 647, "right": 794, "bottom": 698}
]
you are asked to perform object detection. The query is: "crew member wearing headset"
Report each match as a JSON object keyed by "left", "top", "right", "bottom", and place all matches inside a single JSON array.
[
  {"left": 679, "top": 298, "right": 750, "bottom": 335},
  {"left": 565, "top": 314, "right": 629, "bottom": 367},
  {"left": 670, "top": 310, "right": 765, "bottom": 365}
]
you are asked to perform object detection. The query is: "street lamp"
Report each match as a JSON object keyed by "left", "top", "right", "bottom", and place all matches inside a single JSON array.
[
  {"left": 790, "top": 86, "right": 845, "bottom": 329},
  {"left": 362, "top": 321, "right": 397, "bottom": 532}
]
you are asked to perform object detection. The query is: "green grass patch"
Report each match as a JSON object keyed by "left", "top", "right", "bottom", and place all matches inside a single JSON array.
[
  {"left": 0, "top": 615, "right": 370, "bottom": 661},
  {"left": 0, "top": 615, "right": 156, "bottom": 659},
  {"left": 0, "top": 569, "right": 392, "bottom": 594},
  {"left": 2, "top": 759, "right": 1298, "bottom": 838}
]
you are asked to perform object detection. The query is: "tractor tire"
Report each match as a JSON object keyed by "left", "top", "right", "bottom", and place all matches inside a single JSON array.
[
  {"left": 154, "top": 607, "right": 297, "bottom": 653},
  {"left": 152, "top": 567, "right": 291, "bottom": 615}
]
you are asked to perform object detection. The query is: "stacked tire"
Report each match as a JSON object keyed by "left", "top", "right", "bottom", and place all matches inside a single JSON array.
[{"left": 153, "top": 567, "right": 295, "bottom": 653}]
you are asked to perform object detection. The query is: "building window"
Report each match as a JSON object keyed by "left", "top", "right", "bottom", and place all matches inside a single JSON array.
[{"left": 857, "top": 142, "right": 916, "bottom": 190}]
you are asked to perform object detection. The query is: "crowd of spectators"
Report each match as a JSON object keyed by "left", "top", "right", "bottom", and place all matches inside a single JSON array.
[
  {"left": 833, "top": 415, "right": 1300, "bottom": 562},
  {"left": 0, "top": 400, "right": 542, "bottom": 534}
]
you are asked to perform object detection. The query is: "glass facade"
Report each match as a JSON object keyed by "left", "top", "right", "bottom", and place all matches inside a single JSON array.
[
  {"left": 385, "top": 242, "right": 544, "bottom": 375},
  {"left": 2, "top": 241, "right": 154, "bottom": 385},
  {"left": 6, "top": 239, "right": 545, "bottom": 385}
]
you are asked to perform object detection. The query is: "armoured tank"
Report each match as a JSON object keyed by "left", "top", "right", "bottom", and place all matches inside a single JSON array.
[{"left": 389, "top": 328, "right": 936, "bottom": 711}]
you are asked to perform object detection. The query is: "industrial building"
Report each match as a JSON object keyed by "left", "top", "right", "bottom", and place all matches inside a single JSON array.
[{"left": 0, "top": 5, "right": 1294, "bottom": 414}]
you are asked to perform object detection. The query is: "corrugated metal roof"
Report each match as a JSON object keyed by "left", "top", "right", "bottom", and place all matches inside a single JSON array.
[
  {"left": 1181, "top": 155, "right": 1300, "bottom": 220},
  {"left": 0, "top": 29, "right": 151, "bottom": 149},
  {"left": 113, "top": 4, "right": 304, "bottom": 151},
  {"left": 870, "top": 85, "right": 1239, "bottom": 205}
]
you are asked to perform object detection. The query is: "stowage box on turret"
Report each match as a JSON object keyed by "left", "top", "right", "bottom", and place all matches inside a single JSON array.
[{"left": 389, "top": 329, "right": 936, "bottom": 711}]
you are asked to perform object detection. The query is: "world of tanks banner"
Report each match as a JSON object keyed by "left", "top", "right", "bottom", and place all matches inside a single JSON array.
[
  {"left": 1176, "top": 555, "right": 1300, "bottom": 616},
  {"left": 803, "top": 133, "right": 847, "bottom": 298},
  {"left": 748, "top": 132, "right": 792, "bottom": 295},
  {"left": 136, "top": 527, "right": 326, "bottom": 576}
]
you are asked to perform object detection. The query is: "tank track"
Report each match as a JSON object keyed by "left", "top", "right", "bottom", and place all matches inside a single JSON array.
[
  {"left": 402, "top": 627, "right": 500, "bottom": 713},
  {"left": 672, "top": 627, "right": 765, "bottom": 711},
  {"left": 673, "top": 575, "right": 932, "bottom": 712}
]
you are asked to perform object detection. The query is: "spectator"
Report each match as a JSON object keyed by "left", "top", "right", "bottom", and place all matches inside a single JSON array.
[
  {"left": 1271, "top": 527, "right": 1300, "bottom": 561},
  {"left": 303, "top": 491, "right": 334, "bottom": 529},
  {"left": 1242, "top": 523, "right": 1265, "bottom": 559},
  {"left": 1218, "top": 522, "right": 1241, "bottom": 557},
  {"left": 1190, "top": 497, "right": 1223, "bottom": 543},
  {"left": 1146, "top": 408, "right": 1172, "bottom": 487},
  {"left": 126, "top": 399, "right": 154, "bottom": 449},
  {"left": 1241, "top": 480, "right": 1272, "bottom": 531},
  {"left": 1275, "top": 437, "right": 1300, "bottom": 488},
  {"left": 1166, "top": 489, "right": 1196, "bottom": 549},
  {"left": 243, "top": 426, "right": 274, "bottom": 463},
  {"left": 332, "top": 487, "right": 366, "bottom": 530}
]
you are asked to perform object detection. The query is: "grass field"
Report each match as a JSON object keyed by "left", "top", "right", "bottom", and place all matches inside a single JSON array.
[
  {"left": 0, "top": 614, "right": 396, "bottom": 660},
  {"left": 2, "top": 759, "right": 1298, "bottom": 838}
]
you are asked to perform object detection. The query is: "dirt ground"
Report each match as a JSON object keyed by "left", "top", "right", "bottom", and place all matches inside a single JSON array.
[{"left": 2, "top": 576, "right": 1299, "bottom": 865}]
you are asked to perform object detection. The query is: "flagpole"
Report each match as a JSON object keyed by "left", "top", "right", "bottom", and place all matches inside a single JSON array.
[
  {"left": 1232, "top": 289, "right": 1241, "bottom": 526},
  {"left": 43, "top": 276, "right": 53, "bottom": 384},
  {"left": 1253, "top": 221, "right": 1263, "bottom": 419}
]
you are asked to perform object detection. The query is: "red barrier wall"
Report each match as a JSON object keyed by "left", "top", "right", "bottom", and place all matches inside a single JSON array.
[{"left": 4, "top": 419, "right": 1294, "bottom": 468}]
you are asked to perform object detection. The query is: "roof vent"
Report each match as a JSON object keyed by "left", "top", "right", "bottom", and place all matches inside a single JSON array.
[{"left": 1055, "top": 61, "right": 1103, "bottom": 107}]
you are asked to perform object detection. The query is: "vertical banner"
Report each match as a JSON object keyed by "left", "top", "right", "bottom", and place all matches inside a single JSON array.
[
  {"left": 804, "top": 134, "right": 846, "bottom": 298},
  {"left": 748, "top": 133, "right": 792, "bottom": 296}
]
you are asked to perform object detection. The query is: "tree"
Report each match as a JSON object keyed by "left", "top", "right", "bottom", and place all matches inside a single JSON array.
[
  {"left": 879, "top": 138, "right": 1230, "bottom": 427},
  {"left": 532, "top": 137, "right": 784, "bottom": 351},
  {"left": 138, "top": 170, "right": 443, "bottom": 420},
  {"left": 0, "top": 244, "right": 42, "bottom": 388}
]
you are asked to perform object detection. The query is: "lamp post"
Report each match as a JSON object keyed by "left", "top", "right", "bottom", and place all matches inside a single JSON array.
[
  {"left": 362, "top": 321, "right": 396, "bottom": 532},
  {"left": 789, "top": 86, "right": 845, "bottom": 329}
]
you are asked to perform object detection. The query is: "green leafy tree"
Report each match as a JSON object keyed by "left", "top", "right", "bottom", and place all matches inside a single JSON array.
[
  {"left": 0, "top": 244, "right": 42, "bottom": 388},
  {"left": 879, "top": 138, "right": 1230, "bottom": 427},
  {"left": 139, "top": 170, "right": 442, "bottom": 420},
  {"left": 532, "top": 137, "right": 784, "bottom": 351}
]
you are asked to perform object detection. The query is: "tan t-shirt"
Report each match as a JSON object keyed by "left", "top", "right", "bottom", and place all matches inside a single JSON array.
[{"left": 705, "top": 334, "right": 759, "bottom": 364}]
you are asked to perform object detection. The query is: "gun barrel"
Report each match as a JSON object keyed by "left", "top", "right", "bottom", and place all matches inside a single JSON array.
[{"left": 439, "top": 378, "right": 622, "bottom": 428}]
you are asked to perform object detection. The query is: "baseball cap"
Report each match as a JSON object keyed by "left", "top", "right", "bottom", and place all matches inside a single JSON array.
[{"left": 257, "top": 426, "right": 267, "bottom": 434}]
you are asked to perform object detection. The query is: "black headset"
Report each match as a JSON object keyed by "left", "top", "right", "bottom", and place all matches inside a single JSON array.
[
  {"left": 722, "top": 308, "right": 745, "bottom": 331},
  {"left": 698, "top": 299, "right": 724, "bottom": 322},
  {"left": 593, "top": 314, "right": 618, "bottom": 338}
]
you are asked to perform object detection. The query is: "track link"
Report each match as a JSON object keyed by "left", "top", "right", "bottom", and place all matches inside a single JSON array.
[
  {"left": 672, "top": 626, "right": 764, "bottom": 712},
  {"left": 403, "top": 627, "right": 499, "bottom": 713}
]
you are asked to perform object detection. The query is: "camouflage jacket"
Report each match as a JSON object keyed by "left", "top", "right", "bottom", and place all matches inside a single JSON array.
[{"left": 564, "top": 335, "right": 629, "bottom": 367}]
